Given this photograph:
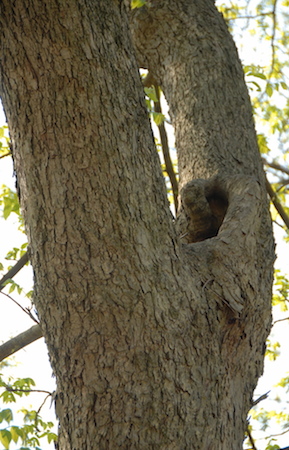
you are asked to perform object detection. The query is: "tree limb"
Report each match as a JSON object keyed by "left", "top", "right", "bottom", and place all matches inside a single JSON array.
[
  {"left": 263, "top": 157, "right": 289, "bottom": 176},
  {"left": 246, "top": 426, "right": 258, "bottom": 450},
  {"left": 265, "top": 176, "right": 289, "bottom": 230},
  {"left": 0, "top": 251, "right": 29, "bottom": 291},
  {"left": 0, "top": 251, "right": 44, "bottom": 361},
  {"left": 0, "top": 324, "right": 43, "bottom": 362},
  {"left": 252, "top": 390, "right": 270, "bottom": 406},
  {"left": 152, "top": 81, "right": 179, "bottom": 213}
]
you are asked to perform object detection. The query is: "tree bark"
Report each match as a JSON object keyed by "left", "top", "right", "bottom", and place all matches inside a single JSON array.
[{"left": 0, "top": 0, "right": 275, "bottom": 449}]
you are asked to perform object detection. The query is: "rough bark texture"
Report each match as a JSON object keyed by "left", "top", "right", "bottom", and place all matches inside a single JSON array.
[{"left": 0, "top": 0, "right": 274, "bottom": 449}]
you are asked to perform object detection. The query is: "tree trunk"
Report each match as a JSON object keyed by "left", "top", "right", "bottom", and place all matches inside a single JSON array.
[{"left": 0, "top": 0, "right": 275, "bottom": 449}]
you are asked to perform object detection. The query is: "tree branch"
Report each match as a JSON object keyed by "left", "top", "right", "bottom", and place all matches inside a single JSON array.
[
  {"left": 273, "top": 316, "right": 289, "bottom": 325},
  {"left": 0, "top": 151, "right": 11, "bottom": 159},
  {"left": 0, "top": 251, "right": 44, "bottom": 361},
  {"left": 269, "top": 0, "right": 278, "bottom": 75},
  {"left": 152, "top": 81, "right": 179, "bottom": 213},
  {"left": 142, "top": 72, "right": 179, "bottom": 213},
  {"left": 252, "top": 390, "right": 270, "bottom": 406},
  {"left": 265, "top": 176, "right": 289, "bottom": 230},
  {"left": 263, "top": 157, "right": 289, "bottom": 176},
  {"left": 246, "top": 426, "right": 258, "bottom": 450},
  {"left": 1, "top": 290, "right": 39, "bottom": 323},
  {"left": 0, "top": 324, "right": 43, "bottom": 362},
  {"left": 0, "top": 251, "right": 29, "bottom": 291}
]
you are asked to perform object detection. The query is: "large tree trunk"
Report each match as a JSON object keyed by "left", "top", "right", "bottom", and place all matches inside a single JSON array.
[{"left": 0, "top": 0, "right": 274, "bottom": 449}]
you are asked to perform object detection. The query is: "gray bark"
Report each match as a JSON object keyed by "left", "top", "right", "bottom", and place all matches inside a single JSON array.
[{"left": 0, "top": 0, "right": 274, "bottom": 449}]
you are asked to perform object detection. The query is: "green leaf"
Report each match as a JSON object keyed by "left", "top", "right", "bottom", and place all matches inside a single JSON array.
[
  {"left": 131, "top": 0, "right": 147, "bottom": 9},
  {"left": 8, "top": 283, "right": 15, "bottom": 294},
  {"left": 247, "top": 80, "right": 262, "bottom": 91},
  {"left": 0, "top": 429, "right": 12, "bottom": 449},
  {"left": 47, "top": 432, "right": 58, "bottom": 444},
  {"left": 0, "top": 188, "right": 20, "bottom": 220},
  {"left": 0, "top": 391, "right": 16, "bottom": 404},
  {"left": 144, "top": 86, "right": 158, "bottom": 102},
  {"left": 0, "top": 410, "right": 13, "bottom": 425},
  {"left": 257, "top": 133, "right": 271, "bottom": 154},
  {"left": 266, "top": 83, "right": 273, "bottom": 97},
  {"left": 10, "top": 426, "right": 20, "bottom": 444},
  {"left": 152, "top": 112, "right": 166, "bottom": 126},
  {"left": 266, "top": 341, "right": 281, "bottom": 361}
]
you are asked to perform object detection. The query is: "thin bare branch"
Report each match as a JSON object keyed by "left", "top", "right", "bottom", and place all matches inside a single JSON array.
[
  {"left": 0, "top": 251, "right": 29, "bottom": 291},
  {"left": 264, "top": 428, "right": 289, "bottom": 441},
  {"left": 269, "top": 0, "right": 278, "bottom": 74},
  {"left": 252, "top": 391, "right": 270, "bottom": 406},
  {"left": 0, "top": 290, "right": 39, "bottom": 324},
  {"left": 276, "top": 178, "right": 289, "bottom": 190},
  {"left": 246, "top": 426, "right": 258, "bottom": 450},
  {"left": 152, "top": 81, "right": 178, "bottom": 213},
  {"left": 0, "top": 324, "right": 43, "bottom": 362},
  {"left": 0, "top": 251, "right": 43, "bottom": 361},
  {"left": 229, "top": 12, "right": 275, "bottom": 20},
  {"left": 0, "top": 152, "right": 11, "bottom": 159},
  {"left": 5, "top": 386, "right": 51, "bottom": 395},
  {"left": 273, "top": 317, "right": 289, "bottom": 325},
  {"left": 263, "top": 158, "right": 289, "bottom": 176}
]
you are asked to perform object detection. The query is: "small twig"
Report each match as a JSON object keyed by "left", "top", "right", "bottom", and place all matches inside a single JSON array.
[
  {"left": 262, "top": 428, "right": 289, "bottom": 441},
  {"left": 6, "top": 386, "right": 52, "bottom": 395},
  {"left": 269, "top": 0, "right": 278, "bottom": 75},
  {"left": 228, "top": 12, "right": 275, "bottom": 20},
  {"left": 4, "top": 387, "right": 53, "bottom": 433},
  {"left": 0, "top": 290, "right": 39, "bottom": 324},
  {"left": 276, "top": 178, "right": 289, "bottom": 191},
  {"left": 0, "top": 250, "right": 43, "bottom": 361},
  {"left": 263, "top": 158, "right": 289, "bottom": 176},
  {"left": 246, "top": 426, "right": 258, "bottom": 450},
  {"left": 252, "top": 391, "right": 270, "bottom": 406},
  {"left": 273, "top": 219, "right": 285, "bottom": 229},
  {"left": 273, "top": 316, "right": 289, "bottom": 325},
  {"left": 36, "top": 392, "right": 53, "bottom": 417},
  {"left": 0, "top": 151, "right": 11, "bottom": 159}
]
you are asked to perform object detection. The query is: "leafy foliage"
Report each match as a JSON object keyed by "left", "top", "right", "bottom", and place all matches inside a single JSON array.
[
  {"left": 0, "top": 373, "right": 57, "bottom": 449},
  {"left": 215, "top": 1, "right": 289, "bottom": 449}
]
